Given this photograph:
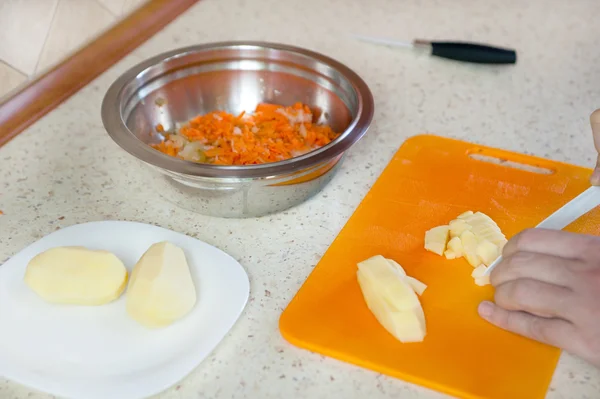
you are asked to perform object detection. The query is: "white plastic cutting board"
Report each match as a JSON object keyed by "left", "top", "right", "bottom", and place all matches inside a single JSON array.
[{"left": 0, "top": 221, "right": 250, "bottom": 399}]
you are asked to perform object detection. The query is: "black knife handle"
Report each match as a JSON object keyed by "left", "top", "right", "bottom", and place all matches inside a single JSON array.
[{"left": 429, "top": 42, "right": 517, "bottom": 64}]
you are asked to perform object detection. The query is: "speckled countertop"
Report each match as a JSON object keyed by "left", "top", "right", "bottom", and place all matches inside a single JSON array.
[{"left": 1, "top": 0, "right": 600, "bottom": 398}]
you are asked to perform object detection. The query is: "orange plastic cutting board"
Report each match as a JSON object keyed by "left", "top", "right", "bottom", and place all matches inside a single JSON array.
[{"left": 280, "top": 135, "right": 600, "bottom": 399}]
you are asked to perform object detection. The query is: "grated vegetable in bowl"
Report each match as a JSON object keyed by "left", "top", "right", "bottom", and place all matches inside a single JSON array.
[{"left": 151, "top": 103, "right": 340, "bottom": 165}]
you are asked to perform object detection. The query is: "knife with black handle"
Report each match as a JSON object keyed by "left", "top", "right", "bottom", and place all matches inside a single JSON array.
[
  {"left": 417, "top": 40, "right": 517, "bottom": 64},
  {"left": 353, "top": 34, "right": 517, "bottom": 65}
]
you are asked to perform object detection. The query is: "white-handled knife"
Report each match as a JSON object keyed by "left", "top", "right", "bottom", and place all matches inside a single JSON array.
[{"left": 484, "top": 186, "right": 600, "bottom": 276}]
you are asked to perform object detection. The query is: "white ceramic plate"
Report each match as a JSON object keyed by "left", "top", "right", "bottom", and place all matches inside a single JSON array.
[{"left": 0, "top": 221, "right": 250, "bottom": 399}]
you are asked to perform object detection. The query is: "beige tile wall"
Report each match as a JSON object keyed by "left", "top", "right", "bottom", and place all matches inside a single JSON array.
[{"left": 0, "top": 0, "right": 148, "bottom": 100}]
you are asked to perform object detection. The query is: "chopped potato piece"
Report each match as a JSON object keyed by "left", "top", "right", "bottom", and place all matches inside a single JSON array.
[
  {"left": 444, "top": 250, "right": 457, "bottom": 259},
  {"left": 460, "top": 230, "right": 481, "bottom": 268},
  {"left": 457, "top": 211, "right": 474, "bottom": 219},
  {"left": 458, "top": 212, "right": 507, "bottom": 248},
  {"left": 472, "top": 265, "right": 491, "bottom": 285},
  {"left": 447, "top": 236, "right": 464, "bottom": 257},
  {"left": 425, "top": 211, "right": 506, "bottom": 287},
  {"left": 424, "top": 225, "right": 450, "bottom": 256},
  {"left": 474, "top": 275, "right": 491, "bottom": 286},
  {"left": 471, "top": 265, "right": 488, "bottom": 279},
  {"left": 449, "top": 219, "right": 471, "bottom": 238},
  {"left": 476, "top": 240, "right": 499, "bottom": 266}
]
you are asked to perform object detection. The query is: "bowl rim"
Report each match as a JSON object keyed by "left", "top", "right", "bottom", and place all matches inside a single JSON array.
[{"left": 101, "top": 41, "right": 374, "bottom": 179}]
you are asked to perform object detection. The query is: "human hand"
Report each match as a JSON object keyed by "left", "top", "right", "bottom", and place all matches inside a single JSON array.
[
  {"left": 477, "top": 228, "right": 600, "bottom": 368},
  {"left": 589, "top": 109, "right": 600, "bottom": 185}
]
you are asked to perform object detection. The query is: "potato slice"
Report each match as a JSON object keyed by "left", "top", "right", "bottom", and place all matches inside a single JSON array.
[
  {"left": 386, "top": 258, "right": 407, "bottom": 277},
  {"left": 405, "top": 276, "right": 427, "bottom": 296},
  {"left": 387, "top": 258, "right": 427, "bottom": 294}
]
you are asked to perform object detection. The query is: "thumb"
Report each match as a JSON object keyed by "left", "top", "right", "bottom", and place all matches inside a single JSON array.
[
  {"left": 590, "top": 109, "right": 600, "bottom": 185},
  {"left": 477, "top": 301, "right": 574, "bottom": 348}
]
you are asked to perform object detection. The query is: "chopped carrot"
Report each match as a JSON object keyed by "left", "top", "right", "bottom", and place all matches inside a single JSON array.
[{"left": 150, "top": 103, "right": 340, "bottom": 165}]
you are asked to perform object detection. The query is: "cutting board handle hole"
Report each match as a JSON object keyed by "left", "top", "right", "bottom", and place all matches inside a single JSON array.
[{"left": 468, "top": 153, "right": 554, "bottom": 175}]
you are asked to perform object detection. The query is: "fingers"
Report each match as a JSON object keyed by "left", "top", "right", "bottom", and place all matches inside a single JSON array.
[
  {"left": 590, "top": 109, "right": 600, "bottom": 185},
  {"left": 590, "top": 109, "right": 600, "bottom": 151},
  {"left": 502, "top": 228, "right": 600, "bottom": 261},
  {"left": 493, "top": 278, "right": 574, "bottom": 318},
  {"left": 490, "top": 251, "right": 579, "bottom": 287},
  {"left": 591, "top": 156, "right": 600, "bottom": 186},
  {"left": 478, "top": 301, "right": 576, "bottom": 348}
]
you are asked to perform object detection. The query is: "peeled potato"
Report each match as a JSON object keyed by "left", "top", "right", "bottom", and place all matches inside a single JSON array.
[
  {"left": 357, "top": 271, "right": 426, "bottom": 343},
  {"left": 126, "top": 242, "right": 197, "bottom": 328},
  {"left": 24, "top": 246, "right": 127, "bottom": 305},
  {"left": 357, "top": 255, "right": 420, "bottom": 311},
  {"left": 357, "top": 256, "right": 427, "bottom": 343}
]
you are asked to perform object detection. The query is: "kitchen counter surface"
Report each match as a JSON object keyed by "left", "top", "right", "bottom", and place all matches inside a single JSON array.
[{"left": 1, "top": 0, "right": 600, "bottom": 398}]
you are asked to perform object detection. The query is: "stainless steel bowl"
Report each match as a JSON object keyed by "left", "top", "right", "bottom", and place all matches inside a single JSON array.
[{"left": 102, "top": 41, "right": 374, "bottom": 218}]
